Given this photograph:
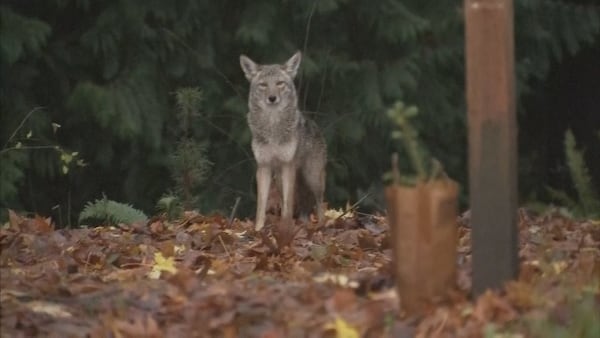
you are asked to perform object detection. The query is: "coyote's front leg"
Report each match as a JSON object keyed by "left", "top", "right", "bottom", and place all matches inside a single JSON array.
[
  {"left": 280, "top": 162, "right": 296, "bottom": 224},
  {"left": 255, "top": 165, "right": 272, "bottom": 231}
]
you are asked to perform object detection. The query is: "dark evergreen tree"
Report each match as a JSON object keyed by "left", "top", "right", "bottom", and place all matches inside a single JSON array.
[{"left": 1, "top": 0, "right": 598, "bottom": 222}]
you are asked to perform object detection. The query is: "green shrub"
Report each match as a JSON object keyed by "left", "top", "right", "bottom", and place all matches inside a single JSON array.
[{"left": 79, "top": 195, "right": 147, "bottom": 226}]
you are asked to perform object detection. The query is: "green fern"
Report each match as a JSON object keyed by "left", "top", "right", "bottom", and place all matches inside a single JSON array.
[
  {"left": 385, "top": 101, "right": 428, "bottom": 183},
  {"left": 175, "top": 87, "right": 203, "bottom": 134},
  {"left": 156, "top": 194, "right": 183, "bottom": 221},
  {"left": 546, "top": 186, "right": 579, "bottom": 211},
  {"left": 0, "top": 150, "right": 27, "bottom": 221},
  {"left": 0, "top": 151, "right": 26, "bottom": 204},
  {"left": 564, "top": 129, "right": 600, "bottom": 217},
  {"left": 0, "top": 6, "right": 51, "bottom": 65},
  {"left": 169, "top": 87, "right": 213, "bottom": 210},
  {"left": 79, "top": 195, "right": 148, "bottom": 226},
  {"left": 528, "top": 289, "right": 600, "bottom": 338}
]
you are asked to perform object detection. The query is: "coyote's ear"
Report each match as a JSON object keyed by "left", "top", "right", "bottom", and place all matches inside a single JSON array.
[
  {"left": 283, "top": 51, "right": 302, "bottom": 78},
  {"left": 240, "top": 55, "right": 258, "bottom": 81}
]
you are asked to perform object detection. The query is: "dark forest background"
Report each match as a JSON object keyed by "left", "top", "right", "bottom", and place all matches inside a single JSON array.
[{"left": 1, "top": 0, "right": 599, "bottom": 225}]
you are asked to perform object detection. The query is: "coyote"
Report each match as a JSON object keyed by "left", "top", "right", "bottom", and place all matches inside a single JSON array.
[{"left": 240, "top": 51, "right": 327, "bottom": 231}]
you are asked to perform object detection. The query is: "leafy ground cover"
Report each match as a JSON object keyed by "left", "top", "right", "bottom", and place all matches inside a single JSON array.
[{"left": 1, "top": 209, "right": 598, "bottom": 337}]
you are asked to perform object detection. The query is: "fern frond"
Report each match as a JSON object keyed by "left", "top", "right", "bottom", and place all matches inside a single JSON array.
[
  {"left": 235, "top": 3, "right": 276, "bottom": 45},
  {"left": 546, "top": 185, "right": 580, "bottom": 212},
  {"left": 564, "top": 129, "right": 600, "bottom": 216},
  {"left": 79, "top": 195, "right": 148, "bottom": 226},
  {"left": 0, "top": 6, "right": 51, "bottom": 65},
  {"left": 0, "top": 151, "right": 27, "bottom": 205},
  {"left": 170, "top": 139, "right": 213, "bottom": 206},
  {"left": 156, "top": 194, "right": 183, "bottom": 221},
  {"left": 375, "top": 1, "right": 430, "bottom": 44},
  {"left": 175, "top": 87, "right": 203, "bottom": 133}
]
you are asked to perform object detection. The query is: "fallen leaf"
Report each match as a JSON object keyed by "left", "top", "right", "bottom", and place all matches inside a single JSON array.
[
  {"left": 314, "top": 273, "right": 359, "bottom": 289},
  {"left": 148, "top": 252, "right": 177, "bottom": 279},
  {"left": 27, "top": 301, "right": 72, "bottom": 318},
  {"left": 323, "top": 316, "right": 360, "bottom": 338},
  {"left": 110, "top": 313, "right": 163, "bottom": 338}
]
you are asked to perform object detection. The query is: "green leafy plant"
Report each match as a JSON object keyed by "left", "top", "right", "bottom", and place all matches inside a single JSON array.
[
  {"left": 527, "top": 289, "right": 600, "bottom": 338},
  {"left": 169, "top": 87, "right": 213, "bottom": 210},
  {"left": 156, "top": 194, "right": 183, "bottom": 221},
  {"left": 383, "top": 101, "right": 446, "bottom": 186},
  {"left": 0, "top": 6, "right": 50, "bottom": 65},
  {"left": 547, "top": 129, "right": 600, "bottom": 218},
  {"left": 1, "top": 107, "right": 86, "bottom": 222},
  {"left": 79, "top": 195, "right": 148, "bottom": 226}
]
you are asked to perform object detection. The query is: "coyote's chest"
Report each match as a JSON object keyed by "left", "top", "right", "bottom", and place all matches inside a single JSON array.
[
  {"left": 251, "top": 137, "right": 298, "bottom": 165},
  {"left": 247, "top": 108, "right": 301, "bottom": 165}
]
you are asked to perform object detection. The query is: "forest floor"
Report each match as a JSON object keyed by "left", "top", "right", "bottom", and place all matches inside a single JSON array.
[{"left": 1, "top": 208, "right": 599, "bottom": 337}]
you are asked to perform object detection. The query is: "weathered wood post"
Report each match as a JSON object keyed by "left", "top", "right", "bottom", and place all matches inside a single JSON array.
[{"left": 465, "top": 0, "right": 519, "bottom": 295}]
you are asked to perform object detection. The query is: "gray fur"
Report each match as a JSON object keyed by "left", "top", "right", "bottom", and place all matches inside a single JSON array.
[{"left": 240, "top": 51, "right": 327, "bottom": 231}]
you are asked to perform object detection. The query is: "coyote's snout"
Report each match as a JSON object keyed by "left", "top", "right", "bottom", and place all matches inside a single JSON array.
[{"left": 240, "top": 51, "right": 327, "bottom": 231}]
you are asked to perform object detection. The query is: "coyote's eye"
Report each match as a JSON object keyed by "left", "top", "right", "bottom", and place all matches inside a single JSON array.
[
  {"left": 276, "top": 81, "right": 286, "bottom": 88},
  {"left": 257, "top": 83, "right": 267, "bottom": 89}
]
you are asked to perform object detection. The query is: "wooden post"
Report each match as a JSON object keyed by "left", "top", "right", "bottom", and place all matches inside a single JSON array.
[{"left": 465, "top": 0, "right": 518, "bottom": 295}]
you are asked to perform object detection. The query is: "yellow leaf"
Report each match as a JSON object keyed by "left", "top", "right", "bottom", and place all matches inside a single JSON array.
[
  {"left": 26, "top": 130, "right": 32, "bottom": 139},
  {"left": 61, "top": 152, "right": 73, "bottom": 164},
  {"left": 552, "top": 261, "right": 568, "bottom": 274},
  {"left": 313, "top": 273, "right": 359, "bottom": 288},
  {"left": 324, "top": 317, "right": 360, "bottom": 338},
  {"left": 62, "top": 165, "right": 69, "bottom": 174},
  {"left": 148, "top": 252, "right": 177, "bottom": 279},
  {"left": 174, "top": 244, "right": 186, "bottom": 255},
  {"left": 324, "top": 208, "right": 354, "bottom": 220},
  {"left": 324, "top": 208, "right": 343, "bottom": 219},
  {"left": 460, "top": 305, "right": 473, "bottom": 317},
  {"left": 147, "top": 268, "right": 161, "bottom": 280}
]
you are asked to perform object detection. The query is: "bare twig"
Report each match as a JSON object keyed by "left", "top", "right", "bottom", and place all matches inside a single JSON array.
[
  {"left": 392, "top": 153, "right": 401, "bottom": 185},
  {"left": 84, "top": 251, "right": 93, "bottom": 274},
  {"left": 192, "top": 112, "right": 253, "bottom": 160},
  {"left": 302, "top": 78, "right": 311, "bottom": 111},
  {"left": 355, "top": 211, "right": 379, "bottom": 218},
  {"left": 299, "top": 0, "right": 319, "bottom": 109},
  {"left": 51, "top": 205, "right": 63, "bottom": 229},
  {"left": 67, "top": 186, "right": 72, "bottom": 228},
  {"left": 433, "top": 310, "right": 449, "bottom": 337},
  {"left": 323, "top": 111, "right": 353, "bottom": 134},
  {"left": 301, "top": 0, "right": 318, "bottom": 60},
  {"left": 335, "top": 192, "right": 372, "bottom": 221},
  {"left": 258, "top": 230, "right": 279, "bottom": 255},
  {"left": 227, "top": 196, "right": 241, "bottom": 227},
  {"left": 217, "top": 234, "right": 232, "bottom": 259},
  {"left": 316, "top": 51, "right": 330, "bottom": 113},
  {"left": 212, "top": 158, "right": 254, "bottom": 182},
  {"left": 2, "top": 106, "right": 44, "bottom": 150},
  {"left": 119, "top": 263, "right": 152, "bottom": 269},
  {"left": 161, "top": 28, "right": 244, "bottom": 101},
  {"left": 160, "top": 29, "right": 253, "bottom": 159},
  {"left": 0, "top": 145, "right": 58, "bottom": 155}
]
